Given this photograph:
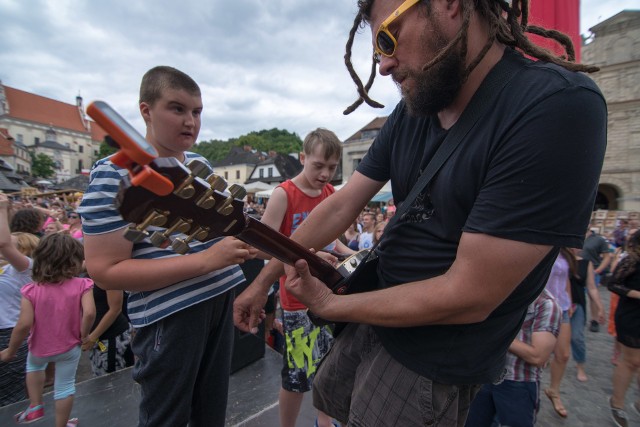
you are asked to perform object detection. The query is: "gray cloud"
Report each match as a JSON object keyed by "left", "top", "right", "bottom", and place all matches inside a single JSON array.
[{"left": 0, "top": 0, "right": 634, "bottom": 143}]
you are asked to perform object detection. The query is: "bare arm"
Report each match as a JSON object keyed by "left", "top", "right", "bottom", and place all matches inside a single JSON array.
[
  {"left": 0, "top": 297, "right": 34, "bottom": 360},
  {"left": 81, "top": 289, "right": 123, "bottom": 350},
  {"left": 253, "top": 186, "right": 288, "bottom": 260},
  {"left": 84, "top": 231, "right": 255, "bottom": 291},
  {"left": 509, "top": 330, "right": 557, "bottom": 367},
  {"left": 585, "top": 261, "right": 605, "bottom": 323},
  {"left": 595, "top": 252, "right": 613, "bottom": 274},
  {"left": 285, "top": 232, "right": 552, "bottom": 326},
  {"left": 0, "top": 195, "right": 30, "bottom": 272},
  {"left": 80, "top": 289, "right": 96, "bottom": 340}
]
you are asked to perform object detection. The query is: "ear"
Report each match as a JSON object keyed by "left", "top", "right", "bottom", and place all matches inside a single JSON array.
[
  {"left": 140, "top": 102, "right": 151, "bottom": 125},
  {"left": 299, "top": 152, "right": 306, "bottom": 165},
  {"left": 444, "top": 0, "right": 461, "bottom": 18}
]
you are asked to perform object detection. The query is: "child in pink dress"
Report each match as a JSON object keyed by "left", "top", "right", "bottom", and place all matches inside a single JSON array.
[{"left": 0, "top": 233, "right": 95, "bottom": 427}]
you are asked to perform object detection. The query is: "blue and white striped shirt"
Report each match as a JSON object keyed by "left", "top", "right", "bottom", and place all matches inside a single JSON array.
[{"left": 78, "top": 152, "right": 245, "bottom": 327}]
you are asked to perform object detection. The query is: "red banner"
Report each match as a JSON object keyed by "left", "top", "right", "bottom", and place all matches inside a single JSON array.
[{"left": 528, "top": 0, "right": 581, "bottom": 62}]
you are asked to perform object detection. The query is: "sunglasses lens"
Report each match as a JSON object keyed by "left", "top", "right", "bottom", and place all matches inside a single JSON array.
[{"left": 377, "top": 31, "right": 395, "bottom": 56}]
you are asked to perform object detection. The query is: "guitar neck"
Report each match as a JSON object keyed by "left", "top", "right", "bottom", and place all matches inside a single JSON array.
[{"left": 237, "top": 216, "right": 346, "bottom": 286}]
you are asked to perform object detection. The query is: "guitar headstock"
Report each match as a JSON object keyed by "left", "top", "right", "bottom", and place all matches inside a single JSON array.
[{"left": 116, "top": 157, "right": 248, "bottom": 254}]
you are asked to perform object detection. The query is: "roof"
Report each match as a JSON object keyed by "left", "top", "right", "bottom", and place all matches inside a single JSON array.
[
  {"left": 245, "top": 153, "right": 302, "bottom": 184},
  {"left": 345, "top": 116, "right": 388, "bottom": 142},
  {"left": 36, "top": 140, "right": 76, "bottom": 152},
  {"left": 3, "top": 85, "right": 88, "bottom": 134},
  {"left": 90, "top": 121, "right": 108, "bottom": 142},
  {"left": 590, "top": 10, "right": 640, "bottom": 33},
  {"left": 53, "top": 174, "right": 90, "bottom": 191},
  {"left": 211, "top": 146, "right": 264, "bottom": 167}
]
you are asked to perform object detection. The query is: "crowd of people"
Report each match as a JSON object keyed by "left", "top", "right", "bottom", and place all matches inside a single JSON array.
[{"left": 0, "top": 192, "right": 138, "bottom": 426}]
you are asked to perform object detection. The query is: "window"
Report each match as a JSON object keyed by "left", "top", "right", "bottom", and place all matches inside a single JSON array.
[
  {"left": 16, "top": 134, "right": 23, "bottom": 143},
  {"left": 352, "top": 159, "right": 361, "bottom": 170},
  {"left": 79, "top": 145, "right": 84, "bottom": 153},
  {"left": 224, "top": 171, "right": 229, "bottom": 180},
  {"left": 259, "top": 169, "right": 264, "bottom": 178},
  {"left": 236, "top": 170, "right": 240, "bottom": 180},
  {"left": 78, "top": 159, "right": 83, "bottom": 171},
  {"left": 268, "top": 167, "right": 273, "bottom": 177},
  {"left": 34, "top": 137, "right": 40, "bottom": 144}
]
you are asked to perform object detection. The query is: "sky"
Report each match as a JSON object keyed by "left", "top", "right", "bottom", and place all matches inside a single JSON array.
[{"left": 0, "top": 0, "right": 637, "bottom": 143}]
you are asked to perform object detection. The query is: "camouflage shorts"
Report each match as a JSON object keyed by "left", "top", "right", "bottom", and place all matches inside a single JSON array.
[{"left": 281, "top": 309, "right": 333, "bottom": 393}]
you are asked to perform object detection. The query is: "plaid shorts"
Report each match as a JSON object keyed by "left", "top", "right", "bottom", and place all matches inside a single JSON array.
[
  {"left": 281, "top": 309, "right": 333, "bottom": 393},
  {"left": 313, "top": 323, "right": 481, "bottom": 426}
]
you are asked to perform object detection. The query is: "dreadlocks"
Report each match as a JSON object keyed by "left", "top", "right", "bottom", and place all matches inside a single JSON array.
[{"left": 343, "top": 0, "right": 600, "bottom": 115}]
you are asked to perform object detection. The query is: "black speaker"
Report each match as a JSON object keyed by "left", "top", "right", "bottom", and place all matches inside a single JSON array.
[{"left": 231, "top": 258, "right": 266, "bottom": 373}]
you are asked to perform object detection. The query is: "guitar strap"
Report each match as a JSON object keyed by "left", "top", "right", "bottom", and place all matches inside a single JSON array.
[{"left": 372, "top": 50, "right": 521, "bottom": 252}]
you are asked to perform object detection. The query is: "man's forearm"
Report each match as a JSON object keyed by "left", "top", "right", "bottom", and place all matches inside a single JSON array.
[{"left": 251, "top": 259, "right": 285, "bottom": 292}]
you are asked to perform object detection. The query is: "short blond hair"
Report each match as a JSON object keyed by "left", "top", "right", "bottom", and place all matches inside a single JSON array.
[{"left": 303, "top": 128, "right": 342, "bottom": 161}]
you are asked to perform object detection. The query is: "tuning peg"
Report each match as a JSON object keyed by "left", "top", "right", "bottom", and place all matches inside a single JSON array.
[
  {"left": 195, "top": 174, "right": 228, "bottom": 209},
  {"left": 123, "top": 210, "right": 168, "bottom": 243},
  {"left": 215, "top": 183, "right": 247, "bottom": 216},
  {"left": 171, "top": 226, "right": 210, "bottom": 255},
  {"left": 186, "top": 159, "right": 212, "bottom": 179},
  {"left": 149, "top": 218, "right": 193, "bottom": 248},
  {"left": 172, "top": 160, "right": 213, "bottom": 200},
  {"left": 207, "top": 174, "right": 227, "bottom": 192},
  {"left": 228, "top": 184, "right": 247, "bottom": 200}
]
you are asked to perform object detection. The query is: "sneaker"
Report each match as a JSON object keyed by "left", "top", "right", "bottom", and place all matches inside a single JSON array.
[
  {"left": 589, "top": 320, "right": 600, "bottom": 332},
  {"left": 67, "top": 418, "right": 79, "bottom": 426},
  {"left": 610, "top": 398, "right": 629, "bottom": 427},
  {"left": 14, "top": 404, "right": 44, "bottom": 424}
]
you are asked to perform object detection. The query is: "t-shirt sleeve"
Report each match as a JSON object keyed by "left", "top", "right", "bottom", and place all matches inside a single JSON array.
[
  {"left": 464, "top": 85, "right": 607, "bottom": 247},
  {"left": 532, "top": 297, "right": 562, "bottom": 336},
  {"left": 77, "top": 159, "right": 130, "bottom": 235},
  {"left": 20, "top": 283, "right": 35, "bottom": 303},
  {"left": 81, "top": 278, "right": 94, "bottom": 294}
]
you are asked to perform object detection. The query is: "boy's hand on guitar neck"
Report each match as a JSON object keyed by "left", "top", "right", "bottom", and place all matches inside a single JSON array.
[
  {"left": 201, "top": 237, "right": 258, "bottom": 272},
  {"left": 285, "top": 259, "right": 337, "bottom": 320}
]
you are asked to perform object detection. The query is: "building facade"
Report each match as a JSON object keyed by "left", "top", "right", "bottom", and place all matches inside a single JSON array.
[
  {"left": 583, "top": 10, "right": 640, "bottom": 212},
  {"left": 0, "top": 83, "right": 106, "bottom": 182}
]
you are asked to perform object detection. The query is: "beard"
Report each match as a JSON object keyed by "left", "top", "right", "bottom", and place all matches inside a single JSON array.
[{"left": 395, "top": 18, "right": 466, "bottom": 116}]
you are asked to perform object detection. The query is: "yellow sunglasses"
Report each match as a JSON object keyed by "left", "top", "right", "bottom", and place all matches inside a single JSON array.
[{"left": 373, "top": 0, "right": 422, "bottom": 63}]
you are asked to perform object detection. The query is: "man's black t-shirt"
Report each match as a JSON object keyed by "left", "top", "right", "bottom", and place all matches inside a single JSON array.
[{"left": 356, "top": 48, "right": 607, "bottom": 384}]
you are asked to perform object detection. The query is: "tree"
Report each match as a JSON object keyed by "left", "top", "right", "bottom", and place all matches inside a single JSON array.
[
  {"left": 97, "top": 138, "right": 118, "bottom": 159},
  {"left": 193, "top": 128, "right": 303, "bottom": 163},
  {"left": 30, "top": 152, "right": 56, "bottom": 178}
]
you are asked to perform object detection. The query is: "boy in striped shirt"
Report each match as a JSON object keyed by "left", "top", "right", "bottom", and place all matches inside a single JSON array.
[{"left": 79, "top": 66, "right": 256, "bottom": 427}]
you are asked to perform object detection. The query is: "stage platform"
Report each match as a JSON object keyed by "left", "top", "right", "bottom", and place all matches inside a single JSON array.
[{"left": 0, "top": 346, "right": 317, "bottom": 426}]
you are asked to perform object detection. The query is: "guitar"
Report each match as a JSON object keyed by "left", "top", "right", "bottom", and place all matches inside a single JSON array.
[{"left": 86, "top": 100, "right": 376, "bottom": 298}]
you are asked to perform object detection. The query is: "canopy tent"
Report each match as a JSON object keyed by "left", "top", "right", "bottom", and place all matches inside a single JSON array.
[
  {"left": 255, "top": 187, "right": 276, "bottom": 199},
  {"left": 243, "top": 181, "right": 275, "bottom": 193}
]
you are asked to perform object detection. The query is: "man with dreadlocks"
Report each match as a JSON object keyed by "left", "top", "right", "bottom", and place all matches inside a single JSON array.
[{"left": 234, "top": 0, "right": 607, "bottom": 425}]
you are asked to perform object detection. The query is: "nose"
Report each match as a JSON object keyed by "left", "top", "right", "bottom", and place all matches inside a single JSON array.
[
  {"left": 184, "top": 114, "right": 195, "bottom": 128},
  {"left": 377, "top": 55, "right": 397, "bottom": 76}
]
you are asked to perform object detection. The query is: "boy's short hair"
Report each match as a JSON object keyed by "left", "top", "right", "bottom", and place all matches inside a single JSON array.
[
  {"left": 303, "top": 128, "right": 342, "bottom": 161},
  {"left": 139, "top": 66, "right": 201, "bottom": 106}
]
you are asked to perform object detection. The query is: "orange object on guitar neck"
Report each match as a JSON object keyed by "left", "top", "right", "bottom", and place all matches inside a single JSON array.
[{"left": 86, "top": 100, "right": 174, "bottom": 196}]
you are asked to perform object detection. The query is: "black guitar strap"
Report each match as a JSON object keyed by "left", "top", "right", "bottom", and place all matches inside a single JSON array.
[{"left": 371, "top": 50, "right": 521, "bottom": 252}]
